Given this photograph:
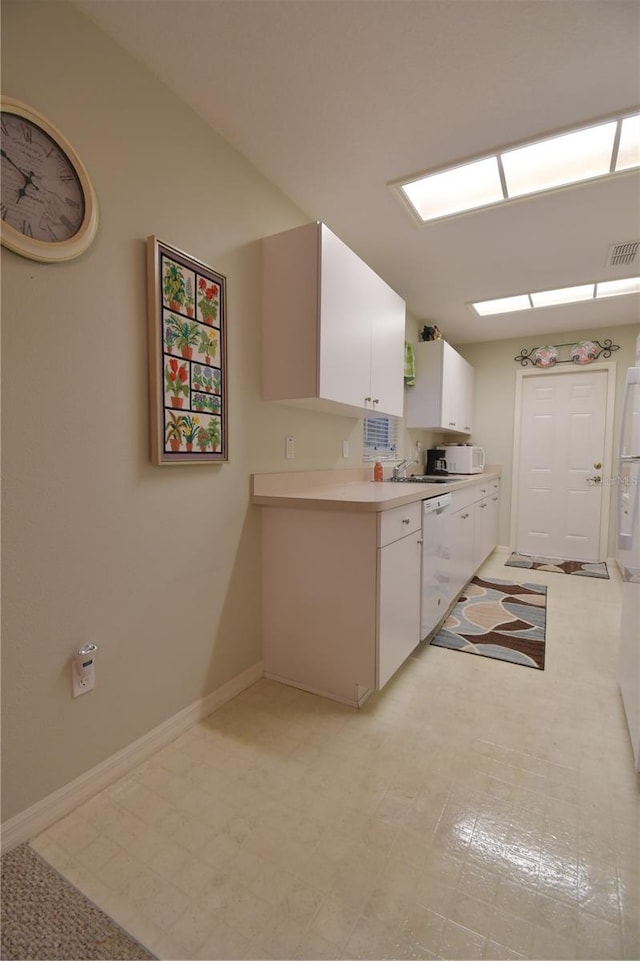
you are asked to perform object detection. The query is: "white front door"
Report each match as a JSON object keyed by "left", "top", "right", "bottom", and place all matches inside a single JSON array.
[{"left": 514, "top": 366, "right": 612, "bottom": 562}]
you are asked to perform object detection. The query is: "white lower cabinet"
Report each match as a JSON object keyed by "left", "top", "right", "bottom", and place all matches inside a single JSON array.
[
  {"left": 259, "top": 477, "right": 499, "bottom": 706},
  {"left": 443, "top": 479, "right": 500, "bottom": 614},
  {"left": 445, "top": 503, "right": 475, "bottom": 611},
  {"left": 378, "top": 505, "right": 422, "bottom": 688},
  {"left": 474, "top": 481, "right": 500, "bottom": 569},
  {"left": 261, "top": 502, "right": 421, "bottom": 707}
]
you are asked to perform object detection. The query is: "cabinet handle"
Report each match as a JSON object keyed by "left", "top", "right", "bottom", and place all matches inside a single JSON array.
[
  {"left": 462, "top": 513, "right": 469, "bottom": 519},
  {"left": 364, "top": 396, "right": 372, "bottom": 404},
  {"left": 402, "top": 517, "right": 410, "bottom": 525},
  {"left": 449, "top": 421, "right": 456, "bottom": 427},
  {"left": 372, "top": 399, "right": 379, "bottom": 405},
  {"left": 492, "top": 496, "right": 498, "bottom": 502},
  {"left": 417, "top": 539, "right": 423, "bottom": 545},
  {"left": 480, "top": 503, "right": 487, "bottom": 509}
]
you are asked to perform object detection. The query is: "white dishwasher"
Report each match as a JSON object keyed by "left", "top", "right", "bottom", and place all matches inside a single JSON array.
[{"left": 421, "top": 493, "right": 452, "bottom": 639}]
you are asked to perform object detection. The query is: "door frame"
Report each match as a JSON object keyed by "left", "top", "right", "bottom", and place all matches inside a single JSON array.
[{"left": 510, "top": 361, "right": 617, "bottom": 561}]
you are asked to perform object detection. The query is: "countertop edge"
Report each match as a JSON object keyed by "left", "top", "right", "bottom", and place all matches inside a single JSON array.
[{"left": 251, "top": 468, "right": 502, "bottom": 512}]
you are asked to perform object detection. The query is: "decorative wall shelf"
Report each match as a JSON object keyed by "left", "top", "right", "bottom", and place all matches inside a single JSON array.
[{"left": 514, "top": 339, "right": 620, "bottom": 368}]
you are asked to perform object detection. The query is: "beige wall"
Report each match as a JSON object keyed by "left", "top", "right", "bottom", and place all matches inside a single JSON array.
[
  {"left": 457, "top": 324, "right": 639, "bottom": 553},
  {"left": 3, "top": 1, "right": 638, "bottom": 825},
  {"left": 0, "top": 0, "right": 393, "bottom": 821}
]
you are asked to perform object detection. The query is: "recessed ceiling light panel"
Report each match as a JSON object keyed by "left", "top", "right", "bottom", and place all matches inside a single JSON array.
[
  {"left": 472, "top": 294, "right": 531, "bottom": 315},
  {"left": 394, "top": 110, "right": 639, "bottom": 224},
  {"left": 616, "top": 114, "right": 640, "bottom": 171},
  {"left": 471, "top": 276, "right": 640, "bottom": 316},
  {"left": 596, "top": 276, "right": 640, "bottom": 298},
  {"left": 501, "top": 122, "right": 617, "bottom": 198},
  {"left": 401, "top": 156, "right": 503, "bottom": 221},
  {"left": 530, "top": 284, "right": 595, "bottom": 307}
]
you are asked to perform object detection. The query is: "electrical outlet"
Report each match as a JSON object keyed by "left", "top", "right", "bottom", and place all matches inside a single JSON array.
[
  {"left": 285, "top": 435, "right": 295, "bottom": 459},
  {"left": 72, "top": 658, "right": 95, "bottom": 697},
  {"left": 342, "top": 440, "right": 350, "bottom": 458}
]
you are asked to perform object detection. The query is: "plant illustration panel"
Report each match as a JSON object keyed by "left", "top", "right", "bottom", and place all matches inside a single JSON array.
[{"left": 147, "top": 237, "right": 227, "bottom": 464}]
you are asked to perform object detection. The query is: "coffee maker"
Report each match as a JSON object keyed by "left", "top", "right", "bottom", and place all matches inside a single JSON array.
[{"left": 425, "top": 448, "right": 448, "bottom": 475}]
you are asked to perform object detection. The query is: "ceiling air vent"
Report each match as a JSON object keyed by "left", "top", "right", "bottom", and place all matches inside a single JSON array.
[{"left": 606, "top": 240, "right": 639, "bottom": 267}]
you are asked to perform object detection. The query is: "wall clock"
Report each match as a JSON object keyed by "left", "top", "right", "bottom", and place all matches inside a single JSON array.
[{"left": 0, "top": 97, "right": 98, "bottom": 262}]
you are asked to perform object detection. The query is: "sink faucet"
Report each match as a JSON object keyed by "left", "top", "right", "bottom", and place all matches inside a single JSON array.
[{"left": 392, "top": 458, "right": 417, "bottom": 480}]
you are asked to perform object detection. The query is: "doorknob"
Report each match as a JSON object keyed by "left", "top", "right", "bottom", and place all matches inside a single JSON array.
[
  {"left": 586, "top": 475, "right": 602, "bottom": 485},
  {"left": 594, "top": 461, "right": 602, "bottom": 469}
]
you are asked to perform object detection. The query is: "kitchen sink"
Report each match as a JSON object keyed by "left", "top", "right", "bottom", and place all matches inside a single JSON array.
[
  {"left": 390, "top": 475, "right": 469, "bottom": 484},
  {"left": 390, "top": 476, "right": 449, "bottom": 484}
]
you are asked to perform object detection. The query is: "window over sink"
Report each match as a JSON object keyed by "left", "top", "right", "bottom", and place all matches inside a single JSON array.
[{"left": 363, "top": 414, "right": 399, "bottom": 460}]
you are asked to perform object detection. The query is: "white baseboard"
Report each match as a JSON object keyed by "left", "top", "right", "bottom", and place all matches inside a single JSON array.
[{"left": 1, "top": 661, "right": 263, "bottom": 854}]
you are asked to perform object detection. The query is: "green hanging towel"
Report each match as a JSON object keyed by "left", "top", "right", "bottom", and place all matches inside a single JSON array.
[{"left": 404, "top": 342, "right": 416, "bottom": 386}]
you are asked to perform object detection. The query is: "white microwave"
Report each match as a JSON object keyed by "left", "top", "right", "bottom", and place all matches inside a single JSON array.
[{"left": 443, "top": 444, "right": 485, "bottom": 474}]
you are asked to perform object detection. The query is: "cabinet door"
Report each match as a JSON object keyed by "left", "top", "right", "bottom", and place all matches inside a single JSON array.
[
  {"left": 378, "top": 530, "right": 421, "bottom": 688},
  {"left": 474, "top": 499, "right": 488, "bottom": 569},
  {"left": 460, "top": 360, "right": 474, "bottom": 433},
  {"left": 446, "top": 505, "right": 475, "bottom": 607},
  {"left": 474, "top": 483, "right": 500, "bottom": 566},
  {"left": 485, "top": 490, "right": 499, "bottom": 556},
  {"left": 319, "top": 225, "right": 372, "bottom": 409},
  {"left": 406, "top": 340, "right": 474, "bottom": 432},
  {"left": 369, "top": 278, "right": 406, "bottom": 417},
  {"left": 441, "top": 343, "right": 474, "bottom": 433},
  {"left": 440, "top": 343, "right": 463, "bottom": 431}
]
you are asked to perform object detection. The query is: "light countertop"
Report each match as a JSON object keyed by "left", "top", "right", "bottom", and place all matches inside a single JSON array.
[{"left": 251, "top": 467, "right": 501, "bottom": 513}]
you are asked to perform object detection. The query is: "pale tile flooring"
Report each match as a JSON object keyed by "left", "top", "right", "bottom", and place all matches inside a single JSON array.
[{"left": 31, "top": 551, "right": 638, "bottom": 960}]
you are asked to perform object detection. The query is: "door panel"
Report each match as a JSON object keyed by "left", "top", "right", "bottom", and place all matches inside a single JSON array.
[{"left": 516, "top": 369, "right": 608, "bottom": 561}]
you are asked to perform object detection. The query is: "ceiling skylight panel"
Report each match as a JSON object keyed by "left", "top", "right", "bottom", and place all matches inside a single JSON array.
[
  {"left": 615, "top": 114, "right": 640, "bottom": 171},
  {"left": 596, "top": 276, "right": 640, "bottom": 297},
  {"left": 472, "top": 294, "right": 531, "bottom": 315},
  {"left": 401, "top": 157, "right": 503, "bottom": 221},
  {"left": 530, "top": 284, "right": 595, "bottom": 307},
  {"left": 471, "top": 276, "right": 639, "bottom": 315},
  {"left": 500, "top": 121, "right": 618, "bottom": 198}
]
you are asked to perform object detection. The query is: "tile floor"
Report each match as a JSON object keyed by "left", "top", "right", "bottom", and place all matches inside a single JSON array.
[{"left": 31, "top": 551, "right": 639, "bottom": 960}]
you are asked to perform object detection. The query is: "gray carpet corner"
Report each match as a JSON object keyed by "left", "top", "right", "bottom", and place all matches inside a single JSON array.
[{"left": 1, "top": 842, "right": 156, "bottom": 961}]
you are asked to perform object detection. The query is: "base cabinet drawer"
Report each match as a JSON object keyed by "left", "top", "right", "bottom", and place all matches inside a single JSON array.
[{"left": 378, "top": 502, "right": 422, "bottom": 546}]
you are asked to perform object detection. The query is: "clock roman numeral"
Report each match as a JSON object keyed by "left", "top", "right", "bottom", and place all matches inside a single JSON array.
[
  {"left": 22, "top": 220, "right": 33, "bottom": 237},
  {"left": 46, "top": 225, "right": 58, "bottom": 241},
  {"left": 0, "top": 117, "right": 8, "bottom": 136},
  {"left": 20, "top": 123, "right": 32, "bottom": 143},
  {"left": 59, "top": 170, "right": 75, "bottom": 184},
  {"left": 1, "top": 203, "right": 7, "bottom": 220}
]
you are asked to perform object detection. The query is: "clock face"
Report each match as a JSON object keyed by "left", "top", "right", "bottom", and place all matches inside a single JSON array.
[
  {"left": 1, "top": 111, "right": 85, "bottom": 242},
  {"left": 0, "top": 98, "right": 98, "bottom": 262}
]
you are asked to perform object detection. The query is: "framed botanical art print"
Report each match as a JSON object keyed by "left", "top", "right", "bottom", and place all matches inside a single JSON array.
[{"left": 146, "top": 237, "right": 228, "bottom": 464}]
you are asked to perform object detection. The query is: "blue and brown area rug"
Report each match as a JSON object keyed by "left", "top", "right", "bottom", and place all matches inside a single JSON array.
[
  {"left": 431, "top": 576, "right": 547, "bottom": 670},
  {"left": 505, "top": 551, "right": 609, "bottom": 579}
]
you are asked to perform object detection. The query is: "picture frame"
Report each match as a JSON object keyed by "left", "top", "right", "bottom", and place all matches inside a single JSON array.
[{"left": 146, "top": 237, "right": 227, "bottom": 465}]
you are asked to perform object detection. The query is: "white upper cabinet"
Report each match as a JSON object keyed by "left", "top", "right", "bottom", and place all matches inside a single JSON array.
[
  {"left": 262, "top": 222, "right": 406, "bottom": 417},
  {"left": 405, "top": 340, "right": 474, "bottom": 433}
]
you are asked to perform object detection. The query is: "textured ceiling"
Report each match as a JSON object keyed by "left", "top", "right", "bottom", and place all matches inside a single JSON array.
[{"left": 75, "top": 0, "right": 640, "bottom": 343}]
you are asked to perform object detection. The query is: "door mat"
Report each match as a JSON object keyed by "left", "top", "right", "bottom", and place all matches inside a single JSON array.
[
  {"left": 430, "top": 575, "right": 547, "bottom": 670},
  {"left": 1, "top": 842, "right": 157, "bottom": 960},
  {"left": 505, "top": 551, "right": 609, "bottom": 579}
]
